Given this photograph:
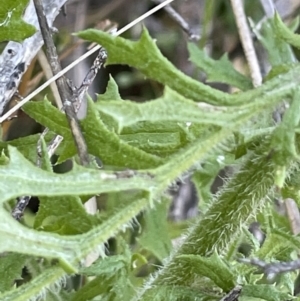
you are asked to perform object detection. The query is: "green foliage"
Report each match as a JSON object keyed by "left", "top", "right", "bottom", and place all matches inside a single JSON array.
[
  {"left": 0, "top": 253, "right": 29, "bottom": 292},
  {"left": 270, "top": 89, "right": 300, "bottom": 187},
  {"left": 76, "top": 27, "right": 232, "bottom": 105},
  {"left": 177, "top": 253, "right": 237, "bottom": 291},
  {"left": 241, "top": 284, "right": 291, "bottom": 301},
  {"left": 0, "top": 0, "right": 35, "bottom": 42},
  {"left": 0, "top": 133, "right": 53, "bottom": 163},
  {"left": 2, "top": 7, "right": 300, "bottom": 301},
  {"left": 34, "top": 195, "right": 98, "bottom": 235},
  {"left": 137, "top": 199, "right": 172, "bottom": 261},
  {"left": 274, "top": 12, "right": 300, "bottom": 50},
  {"left": 23, "top": 98, "right": 162, "bottom": 168},
  {"left": 188, "top": 43, "right": 252, "bottom": 90},
  {"left": 74, "top": 246, "right": 134, "bottom": 301},
  {"left": 253, "top": 13, "right": 295, "bottom": 66}
]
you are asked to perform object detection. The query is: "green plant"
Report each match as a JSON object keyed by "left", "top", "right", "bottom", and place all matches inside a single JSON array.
[{"left": 1, "top": 1, "right": 300, "bottom": 300}]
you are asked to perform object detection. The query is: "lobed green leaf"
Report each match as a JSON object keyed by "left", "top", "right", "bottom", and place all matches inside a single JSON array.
[
  {"left": 23, "top": 99, "right": 162, "bottom": 168},
  {"left": 77, "top": 28, "right": 232, "bottom": 105},
  {"left": 138, "top": 199, "right": 172, "bottom": 261},
  {"left": 96, "top": 87, "right": 248, "bottom": 132},
  {"left": 241, "top": 284, "right": 291, "bottom": 301},
  {"left": 274, "top": 12, "right": 300, "bottom": 49},
  {"left": 0, "top": 146, "right": 154, "bottom": 202},
  {"left": 188, "top": 43, "right": 252, "bottom": 90},
  {"left": 0, "top": 0, "right": 35, "bottom": 42},
  {"left": 177, "top": 253, "right": 237, "bottom": 291}
]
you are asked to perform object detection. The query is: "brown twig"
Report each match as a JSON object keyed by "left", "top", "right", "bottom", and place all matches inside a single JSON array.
[
  {"left": 46, "top": 47, "right": 108, "bottom": 159},
  {"left": 239, "top": 257, "right": 300, "bottom": 280},
  {"left": 219, "top": 285, "right": 242, "bottom": 301},
  {"left": 33, "top": 0, "right": 89, "bottom": 166},
  {"left": 152, "top": 0, "right": 199, "bottom": 41},
  {"left": 11, "top": 196, "right": 32, "bottom": 220}
]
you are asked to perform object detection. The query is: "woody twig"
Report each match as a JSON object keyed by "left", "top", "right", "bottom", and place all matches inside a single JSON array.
[
  {"left": 33, "top": 0, "right": 89, "bottom": 166},
  {"left": 151, "top": 0, "right": 199, "bottom": 41}
]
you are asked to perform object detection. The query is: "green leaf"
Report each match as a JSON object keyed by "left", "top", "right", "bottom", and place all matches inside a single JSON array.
[
  {"left": 22, "top": 100, "right": 72, "bottom": 138},
  {"left": 70, "top": 274, "right": 115, "bottom": 301},
  {"left": 79, "top": 255, "right": 129, "bottom": 277},
  {"left": 0, "top": 146, "right": 154, "bottom": 202},
  {"left": 274, "top": 12, "right": 300, "bottom": 49},
  {"left": 96, "top": 87, "right": 248, "bottom": 132},
  {"left": 120, "top": 119, "right": 190, "bottom": 157},
  {"left": 38, "top": 136, "right": 53, "bottom": 172},
  {"left": 177, "top": 253, "right": 237, "bottom": 291},
  {"left": 258, "top": 229, "right": 300, "bottom": 258},
  {"left": 97, "top": 76, "right": 122, "bottom": 132},
  {"left": 0, "top": 253, "right": 28, "bottom": 292},
  {"left": 77, "top": 26, "right": 300, "bottom": 110},
  {"left": 188, "top": 43, "right": 252, "bottom": 90},
  {"left": 277, "top": 272, "right": 296, "bottom": 296},
  {"left": 0, "top": 145, "right": 153, "bottom": 272},
  {"left": 120, "top": 131, "right": 182, "bottom": 157},
  {"left": 34, "top": 195, "right": 96, "bottom": 235},
  {"left": 263, "top": 64, "right": 294, "bottom": 82},
  {"left": 270, "top": 90, "right": 300, "bottom": 186},
  {"left": 73, "top": 254, "right": 133, "bottom": 301},
  {"left": 192, "top": 153, "right": 230, "bottom": 207},
  {"left": 241, "top": 226, "right": 261, "bottom": 254},
  {"left": 79, "top": 99, "right": 162, "bottom": 168},
  {"left": 74, "top": 276, "right": 133, "bottom": 301},
  {"left": 253, "top": 15, "right": 295, "bottom": 66},
  {"left": 272, "top": 93, "right": 300, "bottom": 158},
  {"left": 241, "top": 284, "right": 291, "bottom": 301},
  {"left": 23, "top": 99, "right": 162, "bottom": 168},
  {"left": 0, "top": 179, "right": 152, "bottom": 277},
  {"left": 142, "top": 285, "right": 217, "bottom": 301},
  {"left": 138, "top": 199, "right": 172, "bottom": 261},
  {"left": 121, "top": 120, "right": 184, "bottom": 136},
  {"left": 97, "top": 75, "right": 121, "bottom": 101},
  {"left": 0, "top": 0, "right": 35, "bottom": 42},
  {"left": 282, "top": 165, "right": 300, "bottom": 204},
  {"left": 76, "top": 27, "right": 232, "bottom": 105},
  {"left": 0, "top": 266, "right": 66, "bottom": 301},
  {"left": 0, "top": 134, "right": 53, "bottom": 164}
]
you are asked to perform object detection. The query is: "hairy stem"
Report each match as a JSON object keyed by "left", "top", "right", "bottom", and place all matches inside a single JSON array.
[{"left": 138, "top": 142, "right": 278, "bottom": 299}]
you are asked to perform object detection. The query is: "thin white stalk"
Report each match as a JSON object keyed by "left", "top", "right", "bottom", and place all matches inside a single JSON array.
[
  {"left": 230, "top": 0, "right": 262, "bottom": 87},
  {"left": 37, "top": 50, "right": 62, "bottom": 108},
  {"left": 0, "top": 0, "right": 174, "bottom": 123}
]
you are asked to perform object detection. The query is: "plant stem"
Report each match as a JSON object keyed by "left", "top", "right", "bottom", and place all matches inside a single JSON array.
[{"left": 230, "top": 0, "right": 262, "bottom": 87}]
